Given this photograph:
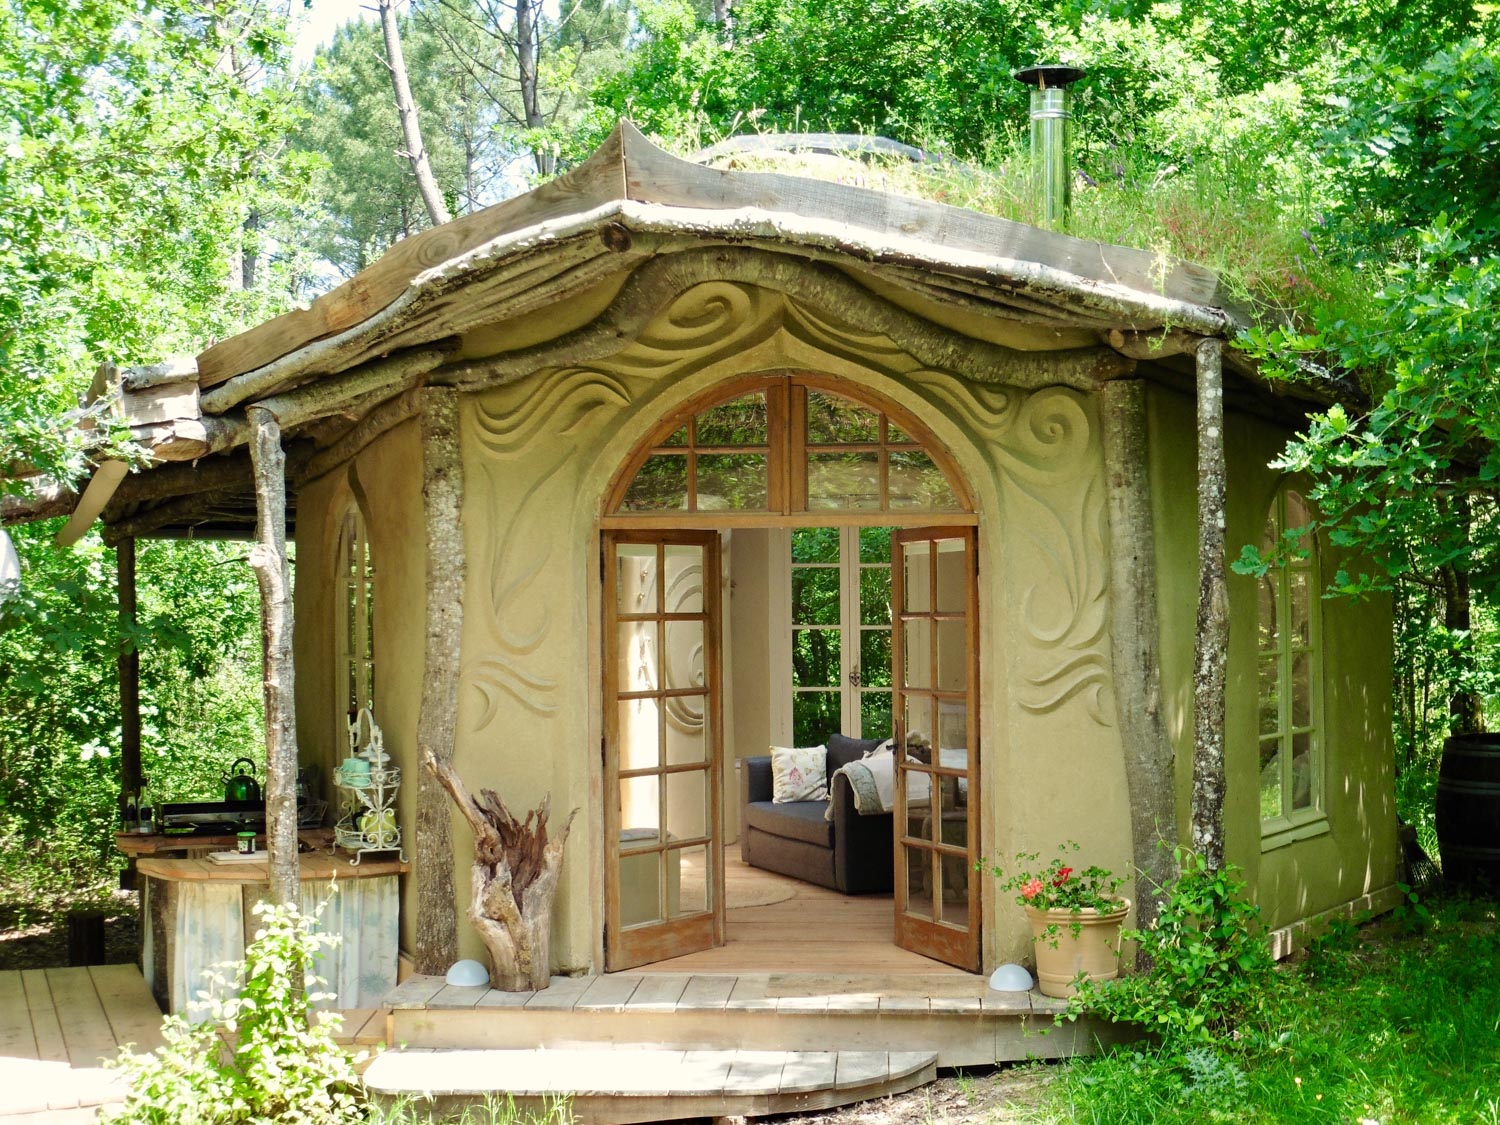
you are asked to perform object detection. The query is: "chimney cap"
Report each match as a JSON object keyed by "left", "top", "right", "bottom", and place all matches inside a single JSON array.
[{"left": 1013, "top": 64, "right": 1087, "bottom": 89}]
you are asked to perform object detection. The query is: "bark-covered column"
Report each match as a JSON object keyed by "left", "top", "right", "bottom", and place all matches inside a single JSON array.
[
  {"left": 414, "top": 387, "right": 464, "bottom": 973},
  {"left": 117, "top": 537, "right": 143, "bottom": 810},
  {"left": 248, "top": 406, "right": 300, "bottom": 906},
  {"left": 1190, "top": 337, "right": 1229, "bottom": 870},
  {"left": 1100, "top": 379, "right": 1177, "bottom": 934}
]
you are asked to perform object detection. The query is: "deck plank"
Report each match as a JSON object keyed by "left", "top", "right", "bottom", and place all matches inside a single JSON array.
[
  {"left": 384, "top": 975, "right": 448, "bottom": 1009},
  {"left": 87, "top": 965, "right": 164, "bottom": 1054},
  {"left": 522, "top": 975, "right": 591, "bottom": 1010},
  {"left": 779, "top": 1051, "right": 837, "bottom": 1094},
  {"left": 0, "top": 973, "right": 38, "bottom": 1060},
  {"left": 676, "top": 975, "right": 735, "bottom": 1010},
  {"left": 724, "top": 1050, "right": 787, "bottom": 1095},
  {"left": 429, "top": 984, "right": 489, "bottom": 1009},
  {"left": 725, "top": 974, "right": 776, "bottom": 1011},
  {"left": 20, "top": 971, "right": 68, "bottom": 1064},
  {"left": 624, "top": 974, "right": 688, "bottom": 1011},
  {"left": 834, "top": 1051, "right": 890, "bottom": 1090},
  {"left": 576, "top": 974, "right": 642, "bottom": 1011},
  {"left": 45, "top": 968, "right": 117, "bottom": 1067}
]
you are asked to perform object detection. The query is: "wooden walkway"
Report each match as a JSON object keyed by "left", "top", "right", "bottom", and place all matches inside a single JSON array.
[{"left": 0, "top": 965, "right": 386, "bottom": 1124}]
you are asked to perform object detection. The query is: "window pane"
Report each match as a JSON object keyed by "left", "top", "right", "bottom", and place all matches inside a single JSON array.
[
  {"left": 617, "top": 620, "right": 659, "bottom": 693},
  {"left": 663, "top": 619, "right": 705, "bottom": 692},
  {"left": 792, "top": 629, "right": 841, "bottom": 687},
  {"left": 666, "top": 770, "right": 707, "bottom": 840},
  {"left": 621, "top": 454, "right": 688, "bottom": 511},
  {"left": 665, "top": 697, "right": 708, "bottom": 765},
  {"left": 1289, "top": 568, "right": 1312, "bottom": 647},
  {"left": 792, "top": 567, "right": 840, "bottom": 626},
  {"left": 888, "top": 450, "right": 959, "bottom": 510},
  {"left": 620, "top": 775, "right": 660, "bottom": 836},
  {"left": 615, "top": 544, "right": 658, "bottom": 614},
  {"left": 792, "top": 527, "right": 839, "bottom": 564},
  {"left": 672, "top": 845, "right": 709, "bottom": 917},
  {"left": 663, "top": 545, "right": 704, "bottom": 613},
  {"left": 1258, "top": 657, "right": 1280, "bottom": 736},
  {"left": 1259, "top": 740, "right": 1282, "bottom": 821},
  {"left": 887, "top": 417, "right": 917, "bottom": 445},
  {"left": 618, "top": 848, "right": 663, "bottom": 928},
  {"left": 905, "top": 843, "right": 935, "bottom": 922},
  {"left": 695, "top": 392, "right": 768, "bottom": 445},
  {"left": 695, "top": 453, "right": 768, "bottom": 510},
  {"left": 903, "top": 694, "right": 935, "bottom": 762},
  {"left": 1291, "top": 732, "right": 1314, "bottom": 810},
  {"left": 936, "top": 618, "right": 967, "bottom": 691},
  {"left": 935, "top": 540, "right": 968, "bottom": 613},
  {"left": 617, "top": 698, "right": 660, "bottom": 772},
  {"left": 1258, "top": 574, "right": 1279, "bottom": 652},
  {"left": 859, "top": 628, "right": 892, "bottom": 687},
  {"left": 860, "top": 692, "right": 892, "bottom": 741},
  {"left": 808, "top": 452, "right": 881, "bottom": 509},
  {"left": 661, "top": 425, "right": 688, "bottom": 447},
  {"left": 1286, "top": 491, "right": 1313, "bottom": 552},
  {"left": 859, "top": 526, "right": 893, "bottom": 564},
  {"left": 860, "top": 566, "right": 891, "bottom": 626},
  {"left": 807, "top": 390, "right": 879, "bottom": 444},
  {"left": 1291, "top": 651, "right": 1311, "bottom": 727},
  {"left": 902, "top": 541, "right": 931, "bottom": 612},
  {"left": 793, "top": 691, "right": 841, "bottom": 746},
  {"left": 903, "top": 618, "right": 933, "bottom": 689}
]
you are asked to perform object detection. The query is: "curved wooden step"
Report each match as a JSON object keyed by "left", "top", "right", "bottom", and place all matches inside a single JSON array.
[{"left": 362, "top": 1047, "right": 938, "bottom": 1124}]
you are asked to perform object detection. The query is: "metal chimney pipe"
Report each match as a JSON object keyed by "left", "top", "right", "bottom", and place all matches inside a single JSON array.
[{"left": 1013, "top": 64, "right": 1087, "bottom": 230}]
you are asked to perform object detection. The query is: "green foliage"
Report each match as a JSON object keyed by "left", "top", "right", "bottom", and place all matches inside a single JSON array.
[
  {"left": 0, "top": 0, "right": 308, "bottom": 483},
  {"left": 103, "top": 898, "right": 361, "bottom": 1125},
  {"left": 1069, "top": 849, "right": 1275, "bottom": 1044},
  {"left": 0, "top": 524, "right": 263, "bottom": 912},
  {"left": 1032, "top": 897, "right": 1500, "bottom": 1125}
]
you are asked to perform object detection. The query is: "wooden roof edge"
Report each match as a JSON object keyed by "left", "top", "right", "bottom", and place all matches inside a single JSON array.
[{"left": 193, "top": 119, "right": 1231, "bottom": 394}]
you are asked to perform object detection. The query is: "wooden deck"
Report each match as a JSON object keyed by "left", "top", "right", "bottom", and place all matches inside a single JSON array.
[
  {"left": 639, "top": 853, "right": 973, "bottom": 974},
  {"left": 0, "top": 965, "right": 386, "bottom": 1124}
]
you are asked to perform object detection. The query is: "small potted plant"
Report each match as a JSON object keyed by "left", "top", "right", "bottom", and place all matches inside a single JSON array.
[{"left": 981, "top": 842, "right": 1129, "bottom": 998}]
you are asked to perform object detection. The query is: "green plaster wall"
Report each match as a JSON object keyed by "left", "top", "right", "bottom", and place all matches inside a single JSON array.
[{"left": 1146, "top": 381, "right": 1398, "bottom": 931}]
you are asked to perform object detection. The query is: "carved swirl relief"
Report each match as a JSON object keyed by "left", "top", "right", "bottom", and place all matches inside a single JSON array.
[
  {"left": 466, "top": 275, "right": 1112, "bottom": 734},
  {"left": 906, "top": 371, "right": 1112, "bottom": 726}
]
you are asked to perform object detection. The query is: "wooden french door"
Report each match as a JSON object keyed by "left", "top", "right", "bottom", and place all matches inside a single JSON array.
[
  {"left": 891, "top": 526, "right": 980, "bottom": 971},
  {"left": 603, "top": 530, "right": 725, "bottom": 970}
]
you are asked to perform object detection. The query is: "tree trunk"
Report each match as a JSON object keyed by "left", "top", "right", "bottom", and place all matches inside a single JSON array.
[
  {"left": 117, "top": 538, "right": 142, "bottom": 815},
  {"left": 516, "top": 0, "right": 552, "bottom": 177},
  {"left": 1189, "top": 337, "right": 1228, "bottom": 871},
  {"left": 421, "top": 748, "right": 576, "bottom": 991},
  {"left": 1100, "top": 379, "right": 1177, "bottom": 941},
  {"left": 248, "top": 407, "right": 300, "bottom": 906},
  {"left": 414, "top": 388, "right": 464, "bottom": 974},
  {"left": 379, "top": 0, "right": 452, "bottom": 227}
]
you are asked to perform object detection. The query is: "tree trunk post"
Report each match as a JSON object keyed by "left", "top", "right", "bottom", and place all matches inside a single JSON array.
[
  {"left": 379, "top": 0, "right": 452, "bottom": 227},
  {"left": 248, "top": 406, "right": 300, "bottom": 906},
  {"left": 415, "top": 387, "right": 464, "bottom": 973},
  {"left": 1100, "top": 379, "right": 1177, "bottom": 939},
  {"left": 117, "top": 537, "right": 143, "bottom": 812},
  {"left": 1190, "top": 337, "right": 1229, "bottom": 871}
]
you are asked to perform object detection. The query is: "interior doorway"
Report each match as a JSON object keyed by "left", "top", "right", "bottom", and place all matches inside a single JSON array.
[{"left": 600, "top": 373, "right": 981, "bottom": 973}]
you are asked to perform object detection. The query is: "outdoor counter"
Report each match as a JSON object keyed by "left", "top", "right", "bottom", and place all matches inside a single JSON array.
[{"left": 138, "top": 850, "right": 409, "bottom": 1018}]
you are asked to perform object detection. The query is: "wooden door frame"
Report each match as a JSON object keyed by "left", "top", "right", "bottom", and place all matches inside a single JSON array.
[
  {"left": 602, "top": 529, "right": 726, "bottom": 970},
  {"left": 891, "top": 526, "right": 981, "bottom": 971}
]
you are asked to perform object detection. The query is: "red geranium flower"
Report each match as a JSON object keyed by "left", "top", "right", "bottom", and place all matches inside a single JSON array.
[{"left": 1052, "top": 866, "right": 1073, "bottom": 886}]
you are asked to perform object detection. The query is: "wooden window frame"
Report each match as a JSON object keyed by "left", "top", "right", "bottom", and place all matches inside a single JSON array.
[
  {"left": 1257, "top": 485, "right": 1328, "bottom": 851},
  {"left": 603, "top": 372, "right": 975, "bottom": 527}
]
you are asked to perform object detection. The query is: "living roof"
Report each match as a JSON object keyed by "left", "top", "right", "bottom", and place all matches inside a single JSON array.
[{"left": 7, "top": 120, "right": 1344, "bottom": 542}]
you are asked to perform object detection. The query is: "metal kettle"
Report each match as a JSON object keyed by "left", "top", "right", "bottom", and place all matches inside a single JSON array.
[{"left": 223, "top": 757, "right": 261, "bottom": 803}]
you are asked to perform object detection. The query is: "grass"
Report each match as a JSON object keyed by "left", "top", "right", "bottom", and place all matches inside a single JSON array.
[{"left": 1020, "top": 894, "right": 1500, "bottom": 1124}]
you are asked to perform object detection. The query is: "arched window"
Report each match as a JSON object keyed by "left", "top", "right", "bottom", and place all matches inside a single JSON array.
[
  {"left": 607, "top": 375, "right": 971, "bottom": 518},
  {"left": 1257, "top": 486, "right": 1325, "bottom": 845},
  {"left": 337, "top": 504, "right": 375, "bottom": 720}
]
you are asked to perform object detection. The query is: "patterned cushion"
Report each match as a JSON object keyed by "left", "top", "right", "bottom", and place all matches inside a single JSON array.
[{"left": 770, "top": 744, "right": 829, "bottom": 803}]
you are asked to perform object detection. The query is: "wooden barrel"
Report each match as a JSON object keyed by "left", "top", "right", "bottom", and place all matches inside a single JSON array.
[{"left": 1436, "top": 733, "right": 1500, "bottom": 889}]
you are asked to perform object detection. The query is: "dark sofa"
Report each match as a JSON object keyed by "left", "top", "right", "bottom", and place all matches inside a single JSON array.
[{"left": 739, "top": 733, "right": 894, "bottom": 894}]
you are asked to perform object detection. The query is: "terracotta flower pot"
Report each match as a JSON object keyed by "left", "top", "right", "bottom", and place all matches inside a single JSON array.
[{"left": 1024, "top": 898, "right": 1131, "bottom": 998}]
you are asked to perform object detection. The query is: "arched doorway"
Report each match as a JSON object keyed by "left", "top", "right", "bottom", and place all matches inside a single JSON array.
[{"left": 600, "top": 372, "right": 981, "bottom": 971}]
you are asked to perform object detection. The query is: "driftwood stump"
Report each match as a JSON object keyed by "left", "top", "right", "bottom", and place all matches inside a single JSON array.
[{"left": 421, "top": 748, "right": 577, "bottom": 991}]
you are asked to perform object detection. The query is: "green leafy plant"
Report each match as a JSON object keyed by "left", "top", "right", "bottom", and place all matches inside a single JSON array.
[
  {"left": 101, "top": 898, "right": 362, "bottom": 1125},
  {"left": 981, "top": 841, "right": 1126, "bottom": 913},
  {"left": 1068, "top": 848, "right": 1274, "bottom": 1044}
]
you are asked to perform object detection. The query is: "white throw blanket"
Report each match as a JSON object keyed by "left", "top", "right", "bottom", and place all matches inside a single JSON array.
[{"left": 826, "top": 750, "right": 931, "bottom": 819}]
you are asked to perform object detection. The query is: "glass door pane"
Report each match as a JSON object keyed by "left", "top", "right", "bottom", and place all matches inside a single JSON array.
[
  {"left": 605, "top": 531, "right": 723, "bottom": 970},
  {"left": 892, "top": 526, "right": 978, "bottom": 971}
]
